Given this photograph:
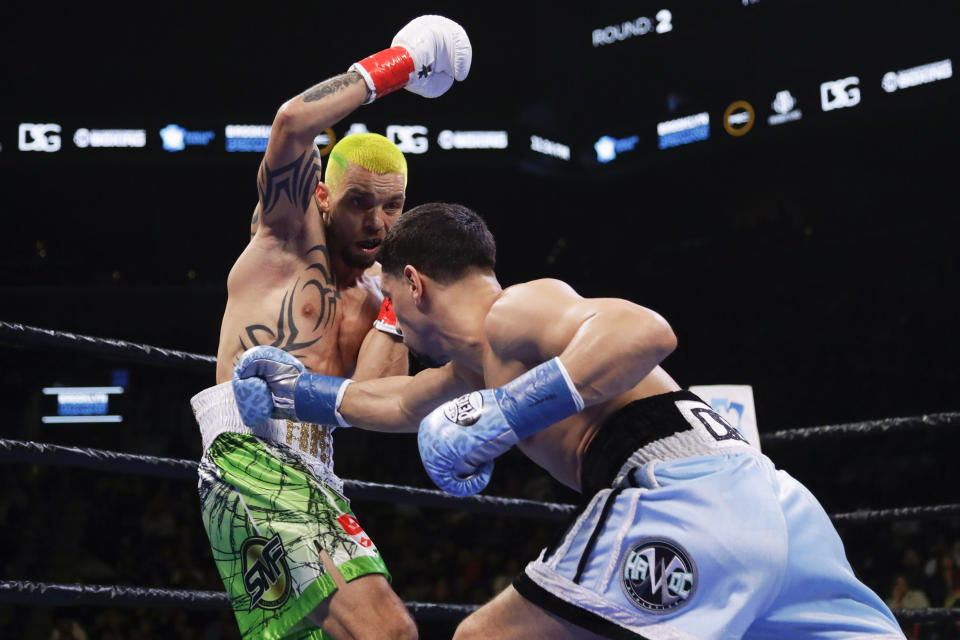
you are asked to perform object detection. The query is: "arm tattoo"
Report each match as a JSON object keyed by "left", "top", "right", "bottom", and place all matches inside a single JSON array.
[
  {"left": 302, "top": 73, "right": 363, "bottom": 103},
  {"left": 257, "top": 149, "right": 321, "bottom": 215},
  {"left": 237, "top": 245, "right": 340, "bottom": 359}
]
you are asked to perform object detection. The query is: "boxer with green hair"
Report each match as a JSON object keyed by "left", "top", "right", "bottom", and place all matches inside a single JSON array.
[
  {"left": 313, "top": 132, "right": 410, "bottom": 271},
  {"left": 192, "top": 13, "right": 471, "bottom": 640},
  {"left": 324, "top": 132, "right": 408, "bottom": 196}
]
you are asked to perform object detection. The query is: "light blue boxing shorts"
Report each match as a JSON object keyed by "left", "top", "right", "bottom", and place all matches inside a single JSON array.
[{"left": 514, "top": 391, "right": 904, "bottom": 640}]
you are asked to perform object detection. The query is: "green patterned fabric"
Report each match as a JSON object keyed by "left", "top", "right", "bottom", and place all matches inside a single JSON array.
[{"left": 198, "top": 433, "right": 390, "bottom": 639}]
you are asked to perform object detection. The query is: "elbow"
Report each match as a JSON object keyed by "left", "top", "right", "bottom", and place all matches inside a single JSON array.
[
  {"left": 632, "top": 310, "right": 677, "bottom": 365},
  {"left": 271, "top": 99, "right": 308, "bottom": 144},
  {"left": 657, "top": 314, "right": 678, "bottom": 358}
]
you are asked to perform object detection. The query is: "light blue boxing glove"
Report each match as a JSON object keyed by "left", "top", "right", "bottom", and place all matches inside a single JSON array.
[
  {"left": 232, "top": 346, "right": 353, "bottom": 427},
  {"left": 417, "top": 357, "right": 585, "bottom": 496}
]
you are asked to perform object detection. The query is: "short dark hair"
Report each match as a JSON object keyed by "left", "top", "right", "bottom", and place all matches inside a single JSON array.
[{"left": 379, "top": 202, "right": 496, "bottom": 283}]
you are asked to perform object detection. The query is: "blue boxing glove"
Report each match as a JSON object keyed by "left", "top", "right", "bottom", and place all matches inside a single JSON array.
[
  {"left": 232, "top": 346, "right": 353, "bottom": 427},
  {"left": 417, "top": 357, "right": 585, "bottom": 496}
]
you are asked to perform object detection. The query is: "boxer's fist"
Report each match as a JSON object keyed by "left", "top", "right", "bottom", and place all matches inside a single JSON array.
[
  {"left": 417, "top": 358, "right": 585, "bottom": 497},
  {"left": 350, "top": 15, "right": 471, "bottom": 103},
  {"left": 233, "top": 346, "right": 304, "bottom": 426},
  {"left": 392, "top": 15, "right": 472, "bottom": 99},
  {"left": 417, "top": 392, "right": 502, "bottom": 497},
  {"left": 233, "top": 346, "right": 353, "bottom": 428}
]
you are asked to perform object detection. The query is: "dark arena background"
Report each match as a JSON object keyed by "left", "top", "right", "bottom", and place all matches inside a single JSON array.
[{"left": 1, "top": 1, "right": 958, "bottom": 638}]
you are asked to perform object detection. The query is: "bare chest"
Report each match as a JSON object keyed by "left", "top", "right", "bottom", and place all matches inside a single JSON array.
[{"left": 217, "top": 268, "right": 378, "bottom": 381}]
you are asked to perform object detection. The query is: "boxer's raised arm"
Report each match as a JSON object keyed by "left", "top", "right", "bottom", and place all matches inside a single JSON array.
[
  {"left": 256, "top": 16, "right": 472, "bottom": 239},
  {"left": 255, "top": 73, "right": 365, "bottom": 240}
]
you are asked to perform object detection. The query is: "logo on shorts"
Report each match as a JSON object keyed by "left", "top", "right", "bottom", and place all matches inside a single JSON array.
[
  {"left": 241, "top": 533, "right": 292, "bottom": 611},
  {"left": 337, "top": 514, "right": 374, "bottom": 548},
  {"left": 443, "top": 392, "right": 484, "bottom": 426},
  {"left": 620, "top": 539, "right": 696, "bottom": 613}
]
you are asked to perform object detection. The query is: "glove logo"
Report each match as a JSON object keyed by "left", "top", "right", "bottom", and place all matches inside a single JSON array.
[
  {"left": 418, "top": 64, "right": 432, "bottom": 78},
  {"left": 443, "top": 392, "right": 484, "bottom": 426},
  {"left": 620, "top": 538, "right": 697, "bottom": 614}
]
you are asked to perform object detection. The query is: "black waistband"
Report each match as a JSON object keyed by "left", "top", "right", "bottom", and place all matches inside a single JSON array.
[{"left": 579, "top": 389, "right": 704, "bottom": 497}]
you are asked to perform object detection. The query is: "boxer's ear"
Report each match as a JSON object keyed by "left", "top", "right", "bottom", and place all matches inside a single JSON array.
[
  {"left": 403, "top": 265, "right": 425, "bottom": 306},
  {"left": 315, "top": 182, "right": 331, "bottom": 211}
]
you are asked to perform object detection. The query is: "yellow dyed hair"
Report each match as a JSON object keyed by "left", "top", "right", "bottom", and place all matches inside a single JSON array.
[{"left": 324, "top": 133, "right": 408, "bottom": 195}]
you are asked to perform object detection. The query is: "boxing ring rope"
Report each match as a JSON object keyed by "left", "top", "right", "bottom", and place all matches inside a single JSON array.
[
  {"left": 0, "top": 321, "right": 216, "bottom": 370},
  {"left": 3, "top": 320, "right": 960, "bottom": 625},
  {"left": 3, "top": 438, "right": 959, "bottom": 526},
  {"left": 762, "top": 412, "right": 960, "bottom": 444},
  {"left": 0, "top": 581, "right": 478, "bottom": 621},
  {"left": 0, "top": 580, "right": 955, "bottom": 625},
  {"left": 0, "top": 438, "right": 577, "bottom": 521}
]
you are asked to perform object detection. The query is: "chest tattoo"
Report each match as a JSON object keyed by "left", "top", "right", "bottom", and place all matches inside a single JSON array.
[
  {"left": 237, "top": 246, "right": 341, "bottom": 361},
  {"left": 302, "top": 245, "right": 339, "bottom": 331}
]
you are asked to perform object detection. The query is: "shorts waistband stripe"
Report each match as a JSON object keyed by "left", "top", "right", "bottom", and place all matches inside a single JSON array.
[{"left": 574, "top": 487, "right": 623, "bottom": 585}]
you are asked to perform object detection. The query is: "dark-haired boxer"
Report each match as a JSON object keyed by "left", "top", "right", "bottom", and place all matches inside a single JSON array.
[{"left": 235, "top": 202, "right": 905, "bottom": 640}]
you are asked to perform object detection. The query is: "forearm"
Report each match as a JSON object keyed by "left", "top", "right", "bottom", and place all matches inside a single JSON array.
[
  {"left": 271, "top": 72, "right": 369, "bottom": 148},
  {"left": 353, "top": 330, "right": 408, "bottom": 381},
  {"left": 338, "top": 376, "right": 419, "bottom": 433},
  {"left": 340, "top": 363, "right": 468, "bottom": 433},
  {"left": 559, "top": 308, "right": 676, "bottom": 406}
]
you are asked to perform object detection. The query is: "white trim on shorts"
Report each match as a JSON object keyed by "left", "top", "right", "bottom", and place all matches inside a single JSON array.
[{"left": 190, "top": 381, "right": 342, "bottom": 493}]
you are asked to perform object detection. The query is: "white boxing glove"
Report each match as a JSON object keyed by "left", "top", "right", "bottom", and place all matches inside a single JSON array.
[
  {"left": 392, "top": 15, "right": 472, "bottom": 98},
  {"left": 349, "top": 15, "right": 472, "bottom": 103}
]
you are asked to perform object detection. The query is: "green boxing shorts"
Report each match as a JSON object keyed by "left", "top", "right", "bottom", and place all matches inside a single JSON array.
[{"left": 198, "top": 432, "right": 390, "bottom": 640}]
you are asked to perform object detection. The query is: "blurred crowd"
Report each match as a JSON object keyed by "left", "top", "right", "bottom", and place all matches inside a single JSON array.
[{"left": 880, "top": 528, "right": 960, "bottom": 640}]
